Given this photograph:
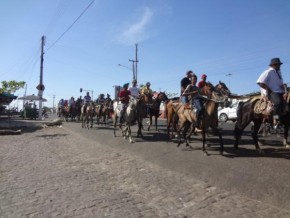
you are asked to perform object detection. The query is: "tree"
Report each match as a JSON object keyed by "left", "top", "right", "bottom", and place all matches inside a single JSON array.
[{"left": 0, "top": 80, "right": 25, "bottom": 94}]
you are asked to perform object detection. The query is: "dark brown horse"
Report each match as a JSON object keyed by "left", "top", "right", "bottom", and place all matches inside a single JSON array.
[
  {"left": 147, "top": 92, "right": 168, "bottom": 131},
  {"left": 234, "top": 93, "right": 290, "bottom": 153},
  {"left": 174, "top": 82, "right": 230, "bottom": 155},
  {"left": 136, "top": 93, "right": 153, "bottom": 137}
]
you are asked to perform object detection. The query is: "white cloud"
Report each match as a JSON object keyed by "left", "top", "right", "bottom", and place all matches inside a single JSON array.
[{"left": 119, "top": 7, "right": 153, "bottom": 45}]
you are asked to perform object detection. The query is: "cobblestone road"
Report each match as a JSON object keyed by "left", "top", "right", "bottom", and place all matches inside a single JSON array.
[{"left": 1, "top": 126, "right": 290, "bottom": 218}]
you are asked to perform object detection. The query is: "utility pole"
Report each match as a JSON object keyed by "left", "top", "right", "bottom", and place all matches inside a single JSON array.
[
  {"left": 129, "top": 43, "right": 138, "bottom": 81},
  {"left": 23, "top": 84, "right": 27, "bottom": 109},
  {"left": 36, "top": 36, "right": 46, "bottom": 120},
  {"left": 52, "top": 95, "right": 55, "bottom": 113}
]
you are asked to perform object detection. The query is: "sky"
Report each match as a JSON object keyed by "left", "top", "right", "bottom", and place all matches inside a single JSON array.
[{"left": 1, "top": 0, "right": 290, "bottom": 109}]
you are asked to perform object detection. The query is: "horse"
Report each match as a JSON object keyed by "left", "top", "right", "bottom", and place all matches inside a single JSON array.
[
  {"left": 234, "top": 93, "right": 290, "bottom": 153},
  {"left": 69, "top": 103, "right": 77, "bottom": 121},
  {"left": 94, "top": 103, "right": 107, "bottom": 125},
  {"left": 75, "top": 100, "right": 82, "bottom": 121},
  {"left": 60, "top": 105, "right": 70, "bottom": 121},
  {"left": 165, "top": 97, "right": 180, "bottom": 139},
  {"left": 147, "top": 92, "right": 169, "bottom": 131},
  {"left": 165, "top": 81, "right": 230, "bottom": 140},
  {"left": 81, "top": 102, "right": 95, "bottom": 129},
  {"left": 135, "top": 93, "right": 153, "bottom": 138},
  {"left": 174, "top": 82, "right": 230, "bottom": 155},
  {"left": 112, "top": 96, "right": 137, "bottom": 143}
]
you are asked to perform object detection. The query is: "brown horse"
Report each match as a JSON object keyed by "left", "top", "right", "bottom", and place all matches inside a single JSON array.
[
  {"left": 81, "top": 102, "right": 95, "bottom": 129},
  {"left": 165, "top": 81, "right": 230, "bottom": 140},
  {"left": 174, "top": 82, "right": 230, "bottom": 155},
  {"left": 147, "top": 92, "right": 168, "bottom": 131},
  {"left": 165, "top": 97, "right": 181, "bottom": 139},
  {"left": 135, "top": 93, "right": 153, "bottom": 137},
  {"left": 60, "top": 105, "right": 70, "bottom": 121},
  {"left": 234, "top": 93, "right": 290, "bottom": 153},
  {"left": 95, "top": 103, "right": 109, "bottom": 125}
]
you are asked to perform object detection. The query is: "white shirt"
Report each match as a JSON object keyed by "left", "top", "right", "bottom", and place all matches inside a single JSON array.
[
  {"left": 129, "top": 86, "right": 139, "bottom": 98},
  {"left": 257, "top": 67, "right": 284, "bottom": 93}
]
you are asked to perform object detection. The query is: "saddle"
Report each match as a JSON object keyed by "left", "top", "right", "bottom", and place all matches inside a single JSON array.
[
  {"left": 254, "top": 99, "right": 272, "bottom": 116},
  {"left": 254, "top": 98, "right": 289, "bottom": 116}
]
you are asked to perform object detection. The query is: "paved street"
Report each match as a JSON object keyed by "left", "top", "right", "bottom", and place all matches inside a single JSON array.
[{"left": 0, "top": 118, "right": 290, "bottom": 217}]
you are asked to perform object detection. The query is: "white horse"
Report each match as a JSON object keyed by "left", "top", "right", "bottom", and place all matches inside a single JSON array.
[{"left": 112, "top": 96, "right": 137, "bottom": 143}]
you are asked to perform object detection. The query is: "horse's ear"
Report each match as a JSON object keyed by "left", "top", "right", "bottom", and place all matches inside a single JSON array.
[{"left": 219, "top": 81, "right": 221, "bottom": 84}]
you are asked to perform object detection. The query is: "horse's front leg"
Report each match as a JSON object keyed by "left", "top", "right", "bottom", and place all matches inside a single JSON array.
[
  {"left": 137, "top": 119, "right": 144, "bottom": 138},
  {"left": 155, "top": 116, "right": 158, "bottom": 131},
  {"left": 201, "top": 131, "right": 209, "bottom": 156},
  {"left": 211, "top": 126, "right": 224, "bottom": 155},
  {"left": 147, "top": 116, "right": 152, "bottom": 131},
  {"left": 183, "top": 122, "right": 193, "bottom": 149},
  {"left": 128, "top": 125, "right": 134, "bottom": 143},
  {"left": 251, "top": 120, "right": 264, "bottom": 154},
  {"left": 176, "top": 120, "right": 186, "bottom": 147}
]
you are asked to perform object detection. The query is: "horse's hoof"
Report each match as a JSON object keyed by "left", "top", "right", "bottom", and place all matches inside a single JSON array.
[{"left": 203, "top": 152, "right": 209, "bottom": 156}]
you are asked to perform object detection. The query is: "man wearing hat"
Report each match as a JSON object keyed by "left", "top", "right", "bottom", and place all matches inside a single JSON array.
[
  {"left": 118, "top": 83, "right": 131, "bottom": 123},
  {"left": 257, "top": 58, "right": 287, "bottom": 128},
  {"left": 198, "top": 74, "right": 208, "bottom": 89}
]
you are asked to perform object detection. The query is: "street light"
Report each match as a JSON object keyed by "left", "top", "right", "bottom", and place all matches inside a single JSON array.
[
  {"left": 118, "top": 64, "right": 134, "bottom": 81},
  {"left": 226, "top": 73, "right": 232, "bottom": 90}
]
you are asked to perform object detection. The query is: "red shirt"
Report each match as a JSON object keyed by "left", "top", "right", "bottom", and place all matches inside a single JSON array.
[
  {"left": 119, "top": 89, "right": 131, "bottom": 104},
  {"left": 198, "top": 81, "right": 207, "bottom": 88}
]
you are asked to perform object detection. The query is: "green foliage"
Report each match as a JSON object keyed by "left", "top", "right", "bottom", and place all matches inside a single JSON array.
[{"left": 0, "top": 80, "right": 25, "bottom": 94}]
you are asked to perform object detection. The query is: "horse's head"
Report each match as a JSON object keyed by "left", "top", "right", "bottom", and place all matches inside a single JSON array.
[
  {"left": 215, "top": 81, "right": 231, "bottom": 96},
  {"left": 157, "top": 92, "right": 169, "bottom": 101},
  {"left": 128, "top": 96, "right": 137, "bottom": 110}
]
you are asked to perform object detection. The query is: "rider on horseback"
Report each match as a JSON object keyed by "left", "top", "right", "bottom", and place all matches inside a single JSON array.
[
  {"left": 83, "top": 92, "right": 91, "bottom": 112},
  {"left": 181, "top": 70, "right": 193, "bottom": 109},
  {"left": 198, "top": 74, "right": 208, "bottom": 88},
  {"left": 257, "top": 58, "right": 288, "bottom": 129},
  {"left": 183, "top": 74, "right": 203, "bottom": 132},
  {"left": 140, "top": 82, "right": 153, "bottom": 117},
  {"left": 96, "top": 94, "right": 105, "bottom": 105},
  {"left": 119, "top": 83, "right": 131, "bottom": 123},
  {"left": 129, "top": 79, "right": 140, "bottom": 98}
]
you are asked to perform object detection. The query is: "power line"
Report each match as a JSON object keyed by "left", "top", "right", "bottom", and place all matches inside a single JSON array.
[{"left": 45, "top": 0, "right": 96, "bottom": 52}]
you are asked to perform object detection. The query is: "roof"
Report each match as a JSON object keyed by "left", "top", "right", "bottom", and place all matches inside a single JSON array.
[{"left": 0, "top": 92, "right": 17, "bottom": 105}]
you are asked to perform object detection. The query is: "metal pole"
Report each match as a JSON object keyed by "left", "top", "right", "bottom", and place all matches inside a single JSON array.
[
  {"left": 135, "top": 43, "right": 138, "bottom": 81},
  {"left": 38, "top": 36, "right": 45, "bottom": 120}
]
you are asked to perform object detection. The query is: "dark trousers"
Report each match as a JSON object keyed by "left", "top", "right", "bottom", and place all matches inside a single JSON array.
[{"left": 269, "top": 92, "right": 284, "bottom": 117}]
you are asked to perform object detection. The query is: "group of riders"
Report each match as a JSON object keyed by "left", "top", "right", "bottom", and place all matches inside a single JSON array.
[
  {"left": 57, "top": 79, "right": 156, "bottom": 123},
  {"left": 57, "top": 93, "right": 113, "bottom": 121},
  {"left": 57, "top": 57, "right": 288, "bottom": 137}
]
